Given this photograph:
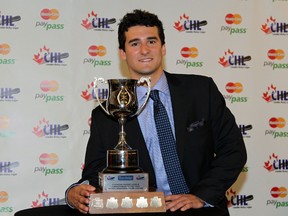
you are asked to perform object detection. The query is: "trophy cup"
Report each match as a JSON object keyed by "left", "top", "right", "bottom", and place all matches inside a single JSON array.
[{"left": 88, "top": 77, "right": 166, "bottom": 214}]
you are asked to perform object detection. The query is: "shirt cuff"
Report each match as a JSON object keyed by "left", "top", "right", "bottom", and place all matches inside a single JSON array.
[{"left": 203, "top": 201, "right": 214, "bottom": 207}]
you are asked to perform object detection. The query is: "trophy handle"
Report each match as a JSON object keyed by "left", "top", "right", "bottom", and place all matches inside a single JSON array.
[
  {"left": 132, "top": 77, "right": 151, "bottom": 117},
  {"left": 93, "top": 77, "right": 111, "bottom": 116}
]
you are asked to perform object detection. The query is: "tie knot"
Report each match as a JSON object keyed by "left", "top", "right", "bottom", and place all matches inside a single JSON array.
[{"left": 149, "top": 90, "right": 160, "bottom": 102}]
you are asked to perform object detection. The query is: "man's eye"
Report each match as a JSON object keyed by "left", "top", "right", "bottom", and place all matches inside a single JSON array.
[
  {"left": 147, "top": 40, "right": 157, "bottom": 46},
  {"left": 131, "top": 42, "right": 139, "bottom": 47}
]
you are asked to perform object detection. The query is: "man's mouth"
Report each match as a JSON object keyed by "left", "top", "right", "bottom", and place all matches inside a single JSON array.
[{"left": 139, "top": 58, "right": 153, "bottom": 63}]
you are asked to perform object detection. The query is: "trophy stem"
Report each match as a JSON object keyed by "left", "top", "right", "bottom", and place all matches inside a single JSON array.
[{"left": 115, "top": 116, "right": 132, "bottom": 150}]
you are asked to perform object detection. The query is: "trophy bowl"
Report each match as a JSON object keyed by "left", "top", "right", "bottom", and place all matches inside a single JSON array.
[{"left": 94, "top": 77, "right": 151, "bottom": 174}]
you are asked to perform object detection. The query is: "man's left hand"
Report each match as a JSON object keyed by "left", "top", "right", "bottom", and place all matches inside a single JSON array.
[{"left": 165, "top": 194, "right": 205, "bottom": 212}]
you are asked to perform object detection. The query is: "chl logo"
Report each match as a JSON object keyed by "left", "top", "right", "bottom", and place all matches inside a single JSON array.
[
  {"left": 173, "top": 13, "right": 207, "bottom": 32},
  {"left": 227, "top": 188, "right": 253, "bottom": 208},
  {"left": 81, "top": 11, "right": 116, "bottom": 30}
]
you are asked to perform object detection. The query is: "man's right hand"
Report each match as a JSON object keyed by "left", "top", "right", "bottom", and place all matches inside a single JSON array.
[{"left": 67, "top": 184, "right": 96, "bottom": 214}]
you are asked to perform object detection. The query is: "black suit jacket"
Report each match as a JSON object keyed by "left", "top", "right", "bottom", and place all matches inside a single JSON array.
[{"left": 77, "top": 72, "right": 247, "bottom": 210}]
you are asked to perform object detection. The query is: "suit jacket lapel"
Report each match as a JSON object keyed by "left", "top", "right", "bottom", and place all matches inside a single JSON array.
[{"left": 165, "top": 72, "right": 189, "bottom": 164}]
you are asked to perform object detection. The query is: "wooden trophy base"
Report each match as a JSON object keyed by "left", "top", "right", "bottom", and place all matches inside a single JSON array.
[{"left": 89, "top": 191, "right": 166, "bottom": 214}]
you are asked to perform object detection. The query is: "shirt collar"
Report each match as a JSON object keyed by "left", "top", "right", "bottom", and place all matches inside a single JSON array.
[{"left": 137, "top": 73, "right": 169, "bottom": 101}]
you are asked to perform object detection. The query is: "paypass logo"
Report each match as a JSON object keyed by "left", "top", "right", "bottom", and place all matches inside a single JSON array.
[
  {"left": 173, "top": 13, "right": 207, "bottom": 33},
  {"left": 0, "top": 191, "right": 8, "bottom": 203},
  {"left": 265, "top": 117, "right": 288, "bottom": 139},
  {"left": 223, "top": 82, "right": 248, "bottom": 103},
  {"left": 32, "top": 118, "right": 69, "bottom": 138},
  {"left": 0, "top": 116, "right": 16, "bottom": 138},
  {"left": 34, "top": 153, "right": 64, "bottom": 176},
  {"left": 0, "top": 191, "right": 13, "bottom": 213},
  {"left": 35, "top": 8, "right": 64, "bottom": 30},
  {"left": 35, "top": 80, "right": 64, "bottom": 102},
  {"left": 261, "top": 16, "right": 288, "bottom": 35},
  {"left": 221, "top": 13, "right": 247, "bottom": 35},
  {"left": 219, "top": 49, "right": 251, "bottom": 68},
  {"left": 264, "top": 49, "right": 288, "bottom": 70},
  {"left": 176, "top": 47, "right": 203, "bottom": 68},
  {"left": 0, "top": 43, "right": 16, "bottom": 65},
  {"left": 33, "top": 45, "right": 69, "bottom": 66},
  {"left": 83, "top": 45, "right": 112, "bottom": 67},
  {"left": 81, "top": 11, "right": 116, "bottom": 31},
  {"left": 267, "top": 187, "right": 288, "bottom": 209},
  {"left": 83, "top": 117, "right": 91, "bottom": 136}
]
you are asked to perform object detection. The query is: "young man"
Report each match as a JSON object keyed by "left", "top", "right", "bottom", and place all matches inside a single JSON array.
[{"left": 66, "top": 9, "right": 247, "bottom": 215}]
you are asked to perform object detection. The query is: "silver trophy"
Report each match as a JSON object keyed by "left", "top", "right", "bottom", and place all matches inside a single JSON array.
[
  {"left": 94, "top": 77, "right": 151, "bottom": 182},
  {"left": 90, "top": 78, "right": 166, "bottom": 214}
]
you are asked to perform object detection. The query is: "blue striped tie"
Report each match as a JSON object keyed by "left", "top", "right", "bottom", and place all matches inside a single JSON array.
[{"left": 150, "top": 90, "right": 189, "bottom": 194}]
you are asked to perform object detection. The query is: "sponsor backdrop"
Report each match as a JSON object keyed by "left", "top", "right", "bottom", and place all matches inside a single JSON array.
[{"left": 1, "top": 0, "right": 288, "bottom": 215}]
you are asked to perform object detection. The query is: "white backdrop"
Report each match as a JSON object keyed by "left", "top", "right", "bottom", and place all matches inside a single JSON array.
[{"left": 1, "top": 0, "right": 288, "bottom": 215}]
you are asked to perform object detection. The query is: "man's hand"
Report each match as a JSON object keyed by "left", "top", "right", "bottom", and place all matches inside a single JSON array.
[
  {"left": 67, "top": 184, "right": 96, "bottom": 214},
  {"left": 165, "top": 194, "right": 205, "bottom": 212}
]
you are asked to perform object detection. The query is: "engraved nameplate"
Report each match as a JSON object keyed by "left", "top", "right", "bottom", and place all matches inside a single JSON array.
[{"left": 99, "top": 173, "right": 149, "bottom": 192}]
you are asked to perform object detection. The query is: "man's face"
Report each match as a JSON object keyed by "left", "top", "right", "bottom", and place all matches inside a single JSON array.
[{"left": 119, "top": 26, "right": 166, "bottom": 79}]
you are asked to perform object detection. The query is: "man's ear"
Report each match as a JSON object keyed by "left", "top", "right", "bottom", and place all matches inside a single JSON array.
[
  {"left": 162, "top": 44, "right": 166, "bottom": 57},
  {"left": 119, "top": 49, "right": 126, "bottom": 60}
]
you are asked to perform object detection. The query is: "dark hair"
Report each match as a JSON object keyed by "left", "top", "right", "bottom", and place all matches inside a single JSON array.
[{"left": 118, "top": 9, "right": 165, "bottom": 51}]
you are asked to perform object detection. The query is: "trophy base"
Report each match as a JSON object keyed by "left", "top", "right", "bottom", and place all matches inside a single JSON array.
[{"left": 89, "top": 191, "right": 166, "bottom": 214}]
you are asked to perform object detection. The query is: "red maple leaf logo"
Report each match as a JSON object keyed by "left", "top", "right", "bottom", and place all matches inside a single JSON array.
[
  {"left": 218, "top": 49, "right": 234, "bottom": 67},
  {"left": 261, "top": 16, "right": 276, "bottom": 34},
  {"left": 173, "top": 13, "right": 189, "bottom": 32},
  {"left": 31, "top": 191, "right": 49, "bottom": 208},
  {"left": 81, "top": 82, "right": 94, "bottom": 101},
  {"left": 32, "top": 118, "right": 49, "bottom": 137},
  {"left": 81, "top": 11, "right": 97, "bottom": 30},
  {"left": 262, "top": 84, "right": 276, "bottom": 102},
  {"left": 226, "top": 188, "right": 237, "bottom": 208},
  {"left": 264, "top": 153, "right": 278, "bottom": 172},
  {"left": 33, "top": 46, "right": 50, "bottom": 64}
]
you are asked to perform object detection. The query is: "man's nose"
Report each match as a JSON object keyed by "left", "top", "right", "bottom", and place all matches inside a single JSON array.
[{"left": 140, "top": 43, "right": 150, "bottom": 54}]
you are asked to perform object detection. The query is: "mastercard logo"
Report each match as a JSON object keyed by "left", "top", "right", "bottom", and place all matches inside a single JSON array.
[
  {"left": 39, "top": 153, "right": 58, "bottom": 165},
  {"left": 0, "top": 43, "right": 10, "bottom": 55},
  {"left": 271, "top": 187, "right": 287, "bottom": 198},
  {"left": 0, "top": 191, "right": 8, "bottom": 203},
  {"left": 267, "top": 49, "right": 285, "bottom": 60},
  {"left": 180, "top": 47, "right": 198, "bottom": 58},
  {"left": 0, "top": 116, "right": 9, "bottom": 129},
  {"left": 40, "top": 8, "right": 60, "bottom": 20},
  {"left": 225, "top": 82, "right": 243, "bottom": 93},
  {"left": 225, "top": 13, "right": 242, "bottom": 25},
  {"left": 88, "top": 45, "right": 107, "bottom": 57},
  {"left": 269, "top": 117, "right": 286, "bottom": 128},
  {"left": 40, "top": 80, "right": 59, "bottom": 92}
]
